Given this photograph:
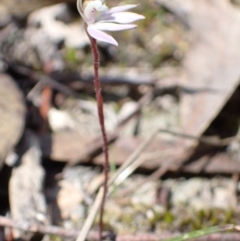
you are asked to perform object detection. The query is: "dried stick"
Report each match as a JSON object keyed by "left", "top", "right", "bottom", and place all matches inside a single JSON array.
[
  {"left": 85, "top": 24, "right": 109, "bottom": 241},
  {"left": 0, "top": 216, "right": 239, "bottom": 241},
  {"left": 0, "top": 216, "right": 98, "bottom": 239},
  {"left": 158, "top": 129, "right": 231, "bottom": 146}
]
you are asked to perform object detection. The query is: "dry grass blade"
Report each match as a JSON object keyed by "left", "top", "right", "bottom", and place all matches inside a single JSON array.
[
  {"left": 76, "top": 128, "right": 159, "bottom": 241},
  {"left": 108, "top": 129, "right": 159, "bottom": 188},
  {"left": 76, "top": 188, "right": 104, "bottom": 241}
]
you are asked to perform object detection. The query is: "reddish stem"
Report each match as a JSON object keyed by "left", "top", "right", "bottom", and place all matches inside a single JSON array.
[{"left": 85, "top": 24, "right": 109, "bottom": 241}]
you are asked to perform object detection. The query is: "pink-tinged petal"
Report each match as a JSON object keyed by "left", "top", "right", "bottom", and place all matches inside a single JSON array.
[
  {"left": 87, "top": 24, "right": 118, "bottom": 46},
  {"left": 110, "top": 12, "right": 145, "bottom": 24},
  {"left": 107, "top": 4, "right": 138, "bottom": 14},
  {"left": 94, "top": 22, "right": 137, "bottom": 31}
]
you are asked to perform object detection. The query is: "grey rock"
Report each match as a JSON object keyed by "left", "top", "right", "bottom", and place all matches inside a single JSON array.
[{"left": 0, "top": 73, "right": 25, "bottom": 169}]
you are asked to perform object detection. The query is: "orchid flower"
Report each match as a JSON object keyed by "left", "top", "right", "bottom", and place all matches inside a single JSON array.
[{"left": 77, "top": 0, "right": 145, "bottom": 46}]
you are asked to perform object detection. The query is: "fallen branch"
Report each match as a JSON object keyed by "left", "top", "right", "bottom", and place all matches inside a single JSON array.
[
  {"left": 0, "top": 216, "right": 240, "bottom": 241},
  {"left": 0, "top": 216, "right": 96, "bottom": 239}
]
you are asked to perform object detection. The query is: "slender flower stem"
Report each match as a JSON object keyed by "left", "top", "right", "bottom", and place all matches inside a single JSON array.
[{"left": 85, "top": 23, "right": 109, "bottom": 241}]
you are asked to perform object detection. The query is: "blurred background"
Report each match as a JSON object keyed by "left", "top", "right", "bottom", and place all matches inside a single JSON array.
[{"left": 0, "top": 0, "right": 240, "bottom": 240}]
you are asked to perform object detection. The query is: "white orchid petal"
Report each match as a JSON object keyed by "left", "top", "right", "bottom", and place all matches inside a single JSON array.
[
  {"left": 87, "top": 24, "right": 118, "bottom": 46},
  {"left": 76, "top": 0, "right": 82, "bottom": 13},
  {"left": 98, "top": 4, "right": 108, "bottom": 11},
  {"left": 77, "top": 0, "right": 85, "bottom": 20},
  {"left": 107, "top": 4, "right": 138, "bottom": 14},
  {"left": 96, "top": 12, "right": 111, "bottom": 22},
  {"left": 95, "top": 22, "right": 137, "bottom": 31},
  {"left": 110, "top": 12, "right": 145, "bottom": 23},
  {"left": 84, "top": 1, "right": 103, "bottom": 22}
]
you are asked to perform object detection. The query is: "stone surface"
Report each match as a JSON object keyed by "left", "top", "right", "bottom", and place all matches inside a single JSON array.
[{"left": 0, "top": 73, "right": 25, "bottom": 169}]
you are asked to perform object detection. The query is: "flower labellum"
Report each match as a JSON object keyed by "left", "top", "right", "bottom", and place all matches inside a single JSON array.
[{"left": 77, "top": 0, "right": 145, "bottom": 46}]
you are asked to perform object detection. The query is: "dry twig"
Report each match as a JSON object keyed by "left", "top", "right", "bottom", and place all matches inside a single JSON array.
[{"left": 0, "top": 216, "right": 240, "bottom": 241}]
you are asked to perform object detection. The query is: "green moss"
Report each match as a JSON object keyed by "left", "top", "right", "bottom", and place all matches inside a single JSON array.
[
  {"left": 64, "top": 47, "right": 80, "bottom": 69},
  {"left": 49, "top": 235, "right": 63, "bottom": 241},
  {"left": 102, "top": 203, "right": 239, "bottom": 234},
  {"left": 225, "top": 210, "right": 234, "bottom": 223},
  {"left": 163, "top": 211, "right": 174, "bottom": 224}
]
